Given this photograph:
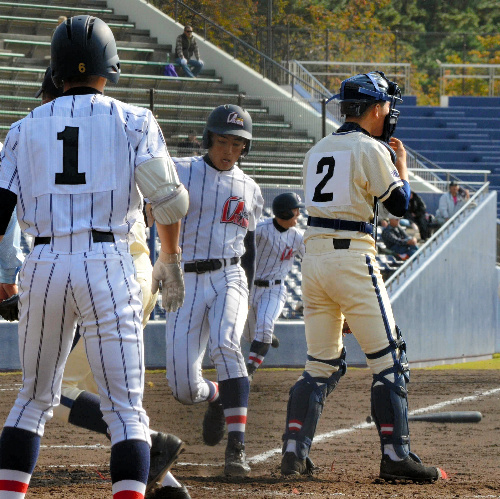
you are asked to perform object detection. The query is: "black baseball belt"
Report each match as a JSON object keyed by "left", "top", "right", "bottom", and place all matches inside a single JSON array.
[
  {"left": 184, "top": 257, "right": 240, "bottom": 274},
  {"left": 307, "top": 216, "right": 373, "bottom": 235},
  {"left": 34, "top": 230, "right": 115, "bottom": 246},
  {"left": 254, "top": 279, "right": 282, "bottom": 287}
]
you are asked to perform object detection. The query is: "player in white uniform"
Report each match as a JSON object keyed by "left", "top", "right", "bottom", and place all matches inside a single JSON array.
[
  {"left": 244, "top": 192, "right": 305, "bottom": 379},
  {"left": 165, "top": 104, "right": 263, "bottom": 477},
  {"left": 280, "top": 72, "right": 441, "bottom": 482},
  {"left": 0, "top": 16, "right": 189, "bottom": 499},
  {"left": 0, "top": 68, "right": 191, "bottom": 499}
]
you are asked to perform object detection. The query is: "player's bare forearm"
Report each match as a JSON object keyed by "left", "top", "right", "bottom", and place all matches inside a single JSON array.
[
  {"left": 0, "top": 283, "right": 18, "bottom": 298},
  {"left": 389, "top": 137, "right": 408, "bottom": 182},
  {"left": 156, "top": 220, "right": 181, "bottom": 255}
]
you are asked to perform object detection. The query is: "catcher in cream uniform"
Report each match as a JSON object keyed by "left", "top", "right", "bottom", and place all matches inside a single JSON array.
[{"left": 280, "top": 71, "right": 441, "bottom": 483}]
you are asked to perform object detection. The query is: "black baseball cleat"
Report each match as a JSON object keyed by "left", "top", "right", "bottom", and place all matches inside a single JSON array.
[
  {"left": 271, "top": 334, "right": 280, "bottom": 348},
  {"left": 281, "top": 452, "right": 315, "bottom": 476},
  {"left": 202, "top": 399, "right": 226, "bottom": 446},
  {"left": 246, "top": 364, "right": 257, "bottom": 383},
  {"left": 146, "top": 484, "right": 192, "bottom": 499},
  {"left": 224, "top": 437, "right": 251, "bottom": 477},
  {"left": 146, "top": 433, "right": 185, "bottom": 495},
  {"left": 379, "top": 454, "right": 440, "bottom": 482}
]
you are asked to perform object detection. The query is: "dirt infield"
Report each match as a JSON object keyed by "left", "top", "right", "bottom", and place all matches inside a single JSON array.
[{"left": 1, "top": 367, "right": 499, "bottom": 498}]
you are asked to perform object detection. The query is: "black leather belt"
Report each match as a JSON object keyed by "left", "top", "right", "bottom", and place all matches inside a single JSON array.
[
  {"left": 254, "top": 279, "right": 282, "bottom": 287},
  {"left": 308, "top": 216, "right": 373, "bottom": 235},
  {"left": 34, "top": 230, "right": 115, "bottom": 246},
  {"left": 333, "top": 239, "right": 351, "bottom": 249},
  {"left": 184, "top": 257, "right": 239, "bottom": 274}
]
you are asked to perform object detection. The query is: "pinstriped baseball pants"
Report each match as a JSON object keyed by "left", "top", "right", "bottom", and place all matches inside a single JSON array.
[
  {"left": 6, "top": 241, "right": 150, "bottom": 447},
  {"left": 166, "top": 264, "right": 249, "bottom": 405}
]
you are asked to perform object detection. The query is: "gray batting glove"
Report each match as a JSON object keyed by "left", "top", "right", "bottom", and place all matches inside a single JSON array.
[{"left": 152, "top": 251, "right": 185, "bottom": 313}]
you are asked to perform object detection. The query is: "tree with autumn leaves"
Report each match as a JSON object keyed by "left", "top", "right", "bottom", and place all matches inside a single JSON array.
[{"left": 155, "top": 0, "right": 499, "bottom": 104}]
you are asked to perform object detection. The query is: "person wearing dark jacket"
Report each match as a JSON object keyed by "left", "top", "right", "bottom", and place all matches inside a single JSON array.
[
  {"left": 175, "top": 25, "right": 204, "bottom": 78},
  {"left": 405, "top": 191, "right": 429, "bottom": 240},
  {"left": 382, "top": 216, "right": 419, "bottom": 259}
]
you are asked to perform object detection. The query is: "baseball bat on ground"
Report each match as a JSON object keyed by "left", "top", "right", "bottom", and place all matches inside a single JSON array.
[{"left": 366, "top": 411, "right": 482, "bottom": 424}]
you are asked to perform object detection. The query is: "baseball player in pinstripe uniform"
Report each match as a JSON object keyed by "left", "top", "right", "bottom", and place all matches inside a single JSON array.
[
  {"left": 244, "top": 192, "right": 305, "bottom": 379},
  {"left": 280, "top": 72, "right": 441, "bottom": 482},
  {"left": 0, "top": 69, "right": 191, "bottom": 499},
  {"left": 0, "top": 16, "right": 189, "bottom": 499},
  {"left": 165, "top": 104, "right": 263, "bottom": 477}
]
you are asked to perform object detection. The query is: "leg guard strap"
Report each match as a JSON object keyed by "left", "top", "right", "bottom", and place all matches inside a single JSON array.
[
  {"left": 366, "top": 326, "right": 406, "bottom": 361},
  {"left": 282, "top": 350, "right": 347, "bottom": 460},
  {"left": 370, "top": 328, "right": 411, "bottom": 459}
]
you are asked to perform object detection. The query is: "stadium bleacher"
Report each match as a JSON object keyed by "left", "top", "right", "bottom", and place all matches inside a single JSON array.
[
  {"left": 0, "top": 1, "right": 315, "bottom": 182},
  {"left": 397, "top": 96, "right": 500, "bottom": 215}
]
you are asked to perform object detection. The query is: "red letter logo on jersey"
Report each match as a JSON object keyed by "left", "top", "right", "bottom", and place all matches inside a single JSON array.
[
  {"left": 281, "top": 246, "right": 294, "bottom": 261},
  {"left": 221, "top": 196, "right": 249, "bottom": 228}
]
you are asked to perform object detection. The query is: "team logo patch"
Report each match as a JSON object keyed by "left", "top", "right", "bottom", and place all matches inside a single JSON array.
[
  {"left": 227, "top": 112, "right": 244, "bottom": 127},
  {"left": 280, "top": 246, "right": 294, "bottom": 261},
  {"left": 391, "top": 169, "right": 400, "bottom": 178},
  {"left": 221, "top": 196, "right": 249, "bottom": 228}
]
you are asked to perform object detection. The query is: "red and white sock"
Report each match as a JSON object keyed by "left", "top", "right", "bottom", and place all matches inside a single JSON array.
[
  {"left": 0, "top": 469, "right": 31, "bottom": 498},
  {"left": 112, "top": 479, "right": 146, "bottom": 499}
]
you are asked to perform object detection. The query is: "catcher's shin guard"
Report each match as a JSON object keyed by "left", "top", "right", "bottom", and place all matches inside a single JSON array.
[
  {"left": 282, "top": 349, "right": 346, "bottom": 460},
  {"left": 369, "top": 327, "right": 411, "bottom": 459}
]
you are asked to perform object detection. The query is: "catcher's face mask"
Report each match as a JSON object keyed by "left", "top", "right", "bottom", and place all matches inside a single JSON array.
[{"left": 328, "top": 71, "right": 403, "bottom": 142}]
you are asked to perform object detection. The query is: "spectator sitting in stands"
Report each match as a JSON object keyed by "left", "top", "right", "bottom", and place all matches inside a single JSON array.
[
  {"left": 381, "top": 215, "right": 419, "bottom": 261},
  {"left": 177, "top": 130, "right": 202, "bottom": 156},
  {"left": 435, "top": 181, "right": 470, "bottom": 226},
  {"left": 175, "top": 25, "right": 204, "bottom": 78},
  {"left": 405, "top": 191, "right": 429, "bottom": 240}
]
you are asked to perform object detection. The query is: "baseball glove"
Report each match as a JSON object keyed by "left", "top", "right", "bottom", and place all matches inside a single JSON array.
[{"left": 0, "top": 294, "right": 19, "bottom": 322}]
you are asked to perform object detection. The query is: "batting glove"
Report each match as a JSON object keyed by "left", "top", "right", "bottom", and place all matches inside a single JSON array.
[
  {"left": 181, "top": 58, "right": 187, "bottom": 65},
  {"left": 152, "top": 250, "right": 185, "bottom": 313}
]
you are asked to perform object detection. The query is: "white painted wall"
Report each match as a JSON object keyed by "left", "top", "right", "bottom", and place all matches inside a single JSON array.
[{"left": 105, "top": 0, "right": 339, "bottom": 142}]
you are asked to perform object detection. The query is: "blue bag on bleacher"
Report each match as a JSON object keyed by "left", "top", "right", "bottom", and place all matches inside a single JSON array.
[{"left": 164, "top": 64, "right": 178, "bottom": 77}]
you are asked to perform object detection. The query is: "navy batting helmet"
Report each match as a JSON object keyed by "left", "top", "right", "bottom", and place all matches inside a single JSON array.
[
  {"left": 51, "top": 15, "right": 120, "bottom": 88},
  {"left": 272, "top": 192, "right": 304, "bottom": 220},
  {"left": 202, "top": 104, "right": 252, "bottom": 156},
  {"left": 329, "top": 71, "right": 402, "bottom": 142},
  {"left": 35, "top": 66, "right": 63, "bottom": 99}
]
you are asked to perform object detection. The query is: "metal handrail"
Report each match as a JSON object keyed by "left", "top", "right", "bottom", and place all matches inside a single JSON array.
[
  {"left": 292, "top": 61, "right": 412, "bottom": 94},
  {"left": 169, "top": 0, "right": 328, "bottom": 98},
  {"left": 385, "top": 182, "right": 490, "bottom": 294},
  {"left": 439, "top": 63, "right": 500, "bottom": 98},
  {"left": 287, "top": 60, "right": 330, "bottom": 100}
]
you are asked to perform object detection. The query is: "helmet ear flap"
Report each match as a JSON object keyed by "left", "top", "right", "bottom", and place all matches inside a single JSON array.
[{"left": 202, "top": 128, "right": 212, "bottom": 149}]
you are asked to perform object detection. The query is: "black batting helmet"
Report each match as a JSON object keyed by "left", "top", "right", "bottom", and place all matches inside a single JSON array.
[
  {"left": 35, "top": 66, "right": 63, "bottom": 99},
  {"left": 202, "top": 104, "right": 252, "bottom": 156},
  {"left": 329, "top": 71, "right": 402, "bottom": 142},
  {"left": 272, "top": 192, "right": 304, "bottom": 220},
  {"left": 51, "top": 15, "right": 120, "bottom": 88}
]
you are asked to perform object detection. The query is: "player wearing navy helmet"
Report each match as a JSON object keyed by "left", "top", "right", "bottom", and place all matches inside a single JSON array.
[
  {"left": 244, "top": 192, "right": 305, "bottom": 379},
  {"left": 0, "top": 16, "right": 188, "bottom": 499},
  {"left": 165, "top": 104, "right": 263, "bottom": 478},
  {"left": 280, "top": 72, "right": 442, "bottom": 483}
]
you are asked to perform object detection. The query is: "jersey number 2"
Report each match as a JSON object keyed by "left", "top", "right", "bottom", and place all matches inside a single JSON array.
[
  {"left": 312, "top": 156, "right": 335, "bottom": 202},
  {"left": 55, "top": 126, "right": 86, "bottom": 185}
]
